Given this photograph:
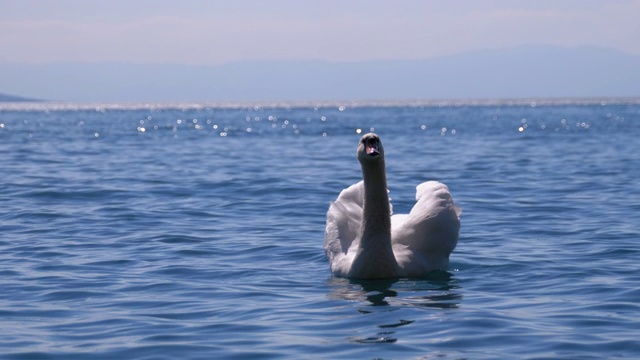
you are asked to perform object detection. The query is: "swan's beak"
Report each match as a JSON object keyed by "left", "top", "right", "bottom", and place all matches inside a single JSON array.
[{"left": 366, "top": 143, "right": 380, "bottom": 156}]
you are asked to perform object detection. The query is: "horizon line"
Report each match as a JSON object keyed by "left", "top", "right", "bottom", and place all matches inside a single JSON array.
[{"left": 1, "top": 96, "right": 639, "bottom": 112}]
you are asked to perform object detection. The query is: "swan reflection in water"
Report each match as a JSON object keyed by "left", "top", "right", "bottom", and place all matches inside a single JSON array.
[
  {"left": 327, "top": 271, "right": 462, "bottom": 344},
  {"left": 327, "top": 270, "right": 462, "bottom": 309}
]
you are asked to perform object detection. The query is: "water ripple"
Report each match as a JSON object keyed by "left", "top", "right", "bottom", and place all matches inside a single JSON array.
[{"left": 1, "top": 103, "right": 639, "bottom": 359}]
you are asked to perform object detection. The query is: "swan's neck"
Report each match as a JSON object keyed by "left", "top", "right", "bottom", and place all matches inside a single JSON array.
[
  {"left": 360, "top": 161, "right": 392, "bottom": 251},
  {"left": 349, "top": 157, "right": 399, "bottom": 279}
]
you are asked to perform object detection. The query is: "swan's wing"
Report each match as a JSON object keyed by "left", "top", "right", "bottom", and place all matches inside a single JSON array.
[
  {"left": 392, "top": 181, "right": 460, "bottom": 271},
  {"left": 324, "top": 181, "right": 364, "bottom": 262},
  {"left": 416, "top": 181, "right": 462, "bottom": 218}
]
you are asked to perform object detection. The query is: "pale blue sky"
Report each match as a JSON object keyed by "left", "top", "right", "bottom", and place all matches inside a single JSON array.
[{"left": 1, "top": 0, "right": 639, "bottom": 65}]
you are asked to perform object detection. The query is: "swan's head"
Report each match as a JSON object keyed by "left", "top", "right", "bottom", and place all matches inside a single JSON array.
[{"left": 357, "top": 133, "right": 384, "bottom": 164}]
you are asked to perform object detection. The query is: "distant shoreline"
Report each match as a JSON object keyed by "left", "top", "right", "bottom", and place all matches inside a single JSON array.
[
  {"left": 0, "top": 96, "right": 639, "bottom": 112},
  {"left": 0, "top": 93, "right": 41, "bottom": 103}
]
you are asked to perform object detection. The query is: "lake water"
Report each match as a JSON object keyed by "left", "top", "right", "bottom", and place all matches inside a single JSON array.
[{"left": 1, "top": 100, "right": 639, "bottom": 359}]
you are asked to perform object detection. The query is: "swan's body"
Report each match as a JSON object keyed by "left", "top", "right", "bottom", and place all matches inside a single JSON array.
[{"left": 324, "top": 133, "right": 461, "bottom": 279}]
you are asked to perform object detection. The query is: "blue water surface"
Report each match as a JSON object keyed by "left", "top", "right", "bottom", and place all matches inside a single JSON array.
[{"left": 1, "top": 101, "right": 639, "bottom": 359}]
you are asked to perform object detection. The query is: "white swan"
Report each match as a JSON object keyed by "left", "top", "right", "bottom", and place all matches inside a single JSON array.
[{"left": 324, "top": 133, "right": 461, "bottom": 279}]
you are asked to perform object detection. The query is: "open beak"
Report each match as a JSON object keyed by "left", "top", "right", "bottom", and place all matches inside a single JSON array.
[{"left": 366, "top": 141, "right": 380, "bottom": 156}]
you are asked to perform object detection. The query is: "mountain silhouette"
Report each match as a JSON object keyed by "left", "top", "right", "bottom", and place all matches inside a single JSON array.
[{"left": 1, "top": 45, "right": 638, "bottom": 102}]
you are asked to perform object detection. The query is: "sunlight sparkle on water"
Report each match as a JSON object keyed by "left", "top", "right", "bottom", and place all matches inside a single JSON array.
[{"left": 0, "top": 102, "right": 639, "bottom": 359}]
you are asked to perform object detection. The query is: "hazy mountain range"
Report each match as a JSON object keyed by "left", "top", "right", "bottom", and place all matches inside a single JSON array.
[
  {"left": 0, "top": 92, "right": 40, "bottom": 102},
  {"left": 1, "top": 45, "right": 639, "bottom": 102}
]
